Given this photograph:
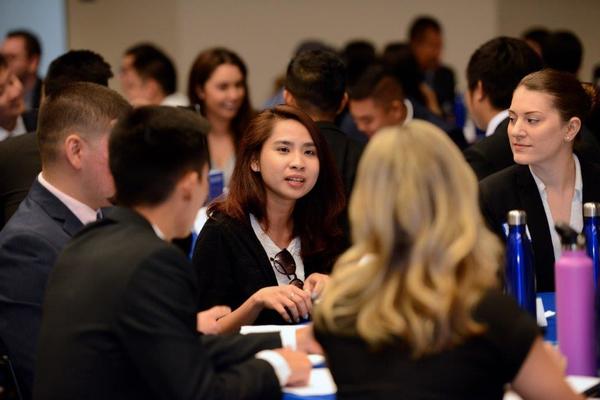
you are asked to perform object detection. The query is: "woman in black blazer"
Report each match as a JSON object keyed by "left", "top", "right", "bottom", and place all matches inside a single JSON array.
[
  {"left": 192, "top": 105, "right": 345, "bottom": 332},
  {"left": 480, "top": 69, "right": 600, "bottom": 292}
]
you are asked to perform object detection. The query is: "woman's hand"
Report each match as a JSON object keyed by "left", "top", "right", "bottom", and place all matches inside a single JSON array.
[
  {"left": 253, "top": 285, "right": 312, "bottom": 323},
  {"left": 304, "top": 273, "right": 329, "bottom": 300},
  {"left": 196, "top": 305, "right": 231, "bottom": 334}
]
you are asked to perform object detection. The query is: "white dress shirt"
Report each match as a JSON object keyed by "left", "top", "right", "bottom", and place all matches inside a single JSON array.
[
  {"left": 37, "top": 173, "right": 98, "bottom": 225},
  {"left": 529, "top": 154, "right": 583, "bottom": 263},
  {"left": 0, "top": 115, "right": 27, "bottom": 141},
  {"left": 485, "top": 110, "right": 509, "bottom": 137}
]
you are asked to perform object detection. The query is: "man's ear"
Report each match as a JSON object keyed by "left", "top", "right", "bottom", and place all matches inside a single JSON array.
[
  {"left": 474, "top": 80, "right": 486, "bottom": 102},
  {"left": 28, "top": 55, "right": 40, "bottom": 75},
  {"left": 178, "top": 171, "right": 199, "bottom": 201},
  {"left": 389, "top": 100, "right": 407, "bottom": 124},
  {"left": 283, "top": 89, "right": 296, "bottom": 107},
  {"left": 64, "top": 134, "right": 85, "bottom": 170},
  {"left": 336, "top": 92, "right": 349, "bottom": 115}
]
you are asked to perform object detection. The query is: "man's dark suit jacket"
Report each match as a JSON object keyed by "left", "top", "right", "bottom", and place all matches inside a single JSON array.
[
  {"left": 479, "top": 160, "right": 600, "bottom": 292},
  {"left": 192, "top": 212, "right": 331, "bottom": 325},
  {"left": 0, "top": 178, "right": 83, "bottom": 400},
  {"left": 34, "top": 207, "right": 282, "bottom": 400},
  {"left": 464, "top": 118, "right": 600, "bottom": 181},
  {"left": 315, "top": 121, "right": 365, "bottom": 200},
  {"left": 0, "top": 109, "right": 41, "bottom": 229}
]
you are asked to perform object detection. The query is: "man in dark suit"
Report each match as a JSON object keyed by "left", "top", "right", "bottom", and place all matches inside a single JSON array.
[
  {"left": 0, "top": 50, "right": 113, "bottom": 229},
  {"left": 283, "top": 49, "right": 364, "bottom": 199},
  {"left": 462, "top": 37, "right": 543, "bottom": 180},
  {"left": 0, "top": 83, "right": 131, "bottom": 400},
  {"left": 0, "top": 54, "right": 35, "bottom": 142},
  {"left": 408, "top": 16, "right": 456, "bottom": 122},
  {"left": 1, "top": 30, "right": 42, "bottom": 112},
  {"left": 35, "top": 106, "right": 312, "bottom": 400}
]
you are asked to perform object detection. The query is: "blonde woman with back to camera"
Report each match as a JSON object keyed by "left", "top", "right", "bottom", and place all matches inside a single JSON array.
[{"left": 314, "top": 120, "right": 581, "bottom": 400}]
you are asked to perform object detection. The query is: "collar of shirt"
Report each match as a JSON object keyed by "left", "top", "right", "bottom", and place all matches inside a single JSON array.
[
  {"left": 485, "top": 110, "right": 509, "bottom": 137},
  {"left": 529, "top": 154, "right": 583, "bottom": 262},
  {"left": 37, "top": 172, "right": 98, "bottom": 225},
  {"left": 0, "top": 115, "right": 27, "bottom": 141},
  {"left": 249, "top": 213, "right": 305, "bottom": 283},
  {"left": 403, "top": 99, "right": 414, "bottom": 125},
  {"left": 151, "top": 224, "right": 166, "bottom": 240}
]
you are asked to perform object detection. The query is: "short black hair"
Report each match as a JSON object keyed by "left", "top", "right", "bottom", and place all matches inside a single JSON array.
[
  {"left": 349, "top": 64, "right": 404, "bottom": 107},
  {"left": 44, "top": 50, "right": 113, "bottom": 98},
  {"left": 285, "top": 50, "right": 346, "bottom": 117},
  {"left": 110, "top": 106, "right": 209, "bottom": 207},
  {"left": 125, "top": 43, "right": 177, "bottom": 95},
  {"left": 467, "top": 37, "right": 542, "bottom": 110},
  {"left": 6, "top": 29, "right": 41, "bottom": 58},
  {"left": 408, "top": 16, "right": 442, "bottom": 42},
  {"left": 0, "top": 54, "right": 6, "bottom": 70},
  {"left": 522, "top": 27, "right": 549, "bottom": 47},
  {"left": 542, "top": 31, "right": 583, "bottom": 74},
  {"left": 341, "top": 40, "right": 377, "bottom": 87}
]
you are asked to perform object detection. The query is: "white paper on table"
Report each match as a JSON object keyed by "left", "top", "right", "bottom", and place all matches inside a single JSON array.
[
  {"left": 283, "top": 368, "right": 337, "bottom": 396},
  {"left": 504, "top": 375, "right": 600, "bottom": 399},
  {"left": 240, "top": 324, "right": 303, "bottom": 335}
]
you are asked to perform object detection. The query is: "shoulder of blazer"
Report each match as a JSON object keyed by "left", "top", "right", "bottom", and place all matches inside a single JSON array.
[{"left": 581, "top": 158, "right": 600, "bottom": 202}]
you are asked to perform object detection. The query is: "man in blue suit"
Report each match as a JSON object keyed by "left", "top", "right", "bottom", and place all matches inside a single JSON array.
[{"left": 0, "top": 82, "right": 131, "bottom": 399}]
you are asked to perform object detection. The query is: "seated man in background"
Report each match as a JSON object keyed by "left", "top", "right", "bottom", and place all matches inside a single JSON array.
[
  {"left": 0, "top": 49, "right": 113, "bottom": 229},
  {"left": 283, "top": 49, "right": 364, "bottom": 199},
  {"left": 408, "top": 16, "right": 456, "bottom": 122},
  {"left": 0, "top": 83, "right": 131, "bottom": 400},
  {"left": 120, "top": 43, "right": 188, "bottom": 107},
  {"left": 0, "top": 54, "right": 34, "bottom": 142},
  {"left": 1, "top": 30, "right": 43, "bottom": 111},
  {"left": 34, "top": 106, "right": 312, "bottom": 400},
  {"left": 349, "top": 65, "right": 466, "bottom": 148}
]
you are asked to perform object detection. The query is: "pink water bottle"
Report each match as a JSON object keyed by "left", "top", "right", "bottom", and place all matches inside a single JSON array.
[{"left": 555, "top": 223, "right": 596, "bottom": 376}]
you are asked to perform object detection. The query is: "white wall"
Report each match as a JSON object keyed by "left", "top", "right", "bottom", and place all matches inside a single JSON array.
[
  {"left": 66, "top": 0, "right": 600, "bottom": 105},
  {"left": 68, "top": 0, "right": 497, "bottom": 105},
  {"left": 0, "top": 0, "right": 67, "bottom": 77},
  {"left": 497, "top": 0, "right": 600, "bottom": 82}
]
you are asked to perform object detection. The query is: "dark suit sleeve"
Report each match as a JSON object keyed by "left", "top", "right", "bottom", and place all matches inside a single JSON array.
[
  {"left": 115, "top": 247, "right": 281, "bottom": 400},
  {"left": 479, "top": 177, "right": 507, "bottom": 241},
  {"left": 0, "top": 231, "right": 60, "bottom": 400},
  {"left": 201, "top": 333, "right": 281, "bottom": 370},
  {"left": 464, "top": 145, "right": 493, "bottom": 181}
]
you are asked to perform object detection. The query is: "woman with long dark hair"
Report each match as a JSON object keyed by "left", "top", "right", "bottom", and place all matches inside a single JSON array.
[
  {"left": 188, "top": 47, "right": 253, "bottom": 186},
  {"left": 192, "top": 105, "right": 345, "bottom": 332}
]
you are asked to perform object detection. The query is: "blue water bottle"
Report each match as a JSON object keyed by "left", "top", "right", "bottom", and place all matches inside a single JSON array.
[
  {"left": 505, "top": 210, "right": 536, "bottom": 316},
  {"left": 583, "top": 202, "right": 600, "bottom": 288}
]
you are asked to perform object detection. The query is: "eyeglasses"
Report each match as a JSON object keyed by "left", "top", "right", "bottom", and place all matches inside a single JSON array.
[{"left": 270, "top": 249, "right": 304, "bottom": 289}]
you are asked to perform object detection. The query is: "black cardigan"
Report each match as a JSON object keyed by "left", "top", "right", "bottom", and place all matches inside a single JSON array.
[{"left": 191, "top": 212, "right": 328, "bottom": 325}]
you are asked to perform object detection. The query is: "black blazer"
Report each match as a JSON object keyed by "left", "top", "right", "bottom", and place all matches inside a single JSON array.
[
  {"left": 192, "top": 212, "right": 327, "bottom": 325},
  {"left": 34, "top": 207, "right": 282, "bottom": 400},
  {"left": 0, "top": 116, "right": 41, "bottom": 229},
  {"left": 465, "top": 118, "right": 600, "bottom": 181},
  {"left": 316, "top": 120, "right": 365, "bottom": 200},
  {"left": 479, "top": 159, "right": 600, "bottom": 292}
]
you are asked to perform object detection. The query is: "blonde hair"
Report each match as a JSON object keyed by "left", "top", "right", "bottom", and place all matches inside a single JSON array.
[{"left": 314, "top": 120, "right": 502, "bottom": 356}]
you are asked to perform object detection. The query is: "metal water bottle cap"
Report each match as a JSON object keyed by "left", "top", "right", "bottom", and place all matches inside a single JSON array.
[
  {"left": 507, "top": 210, "right": 527, "bottom": 226},
  {"left": 584, "top": 202, "right": 600, "bottom": 217}
]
